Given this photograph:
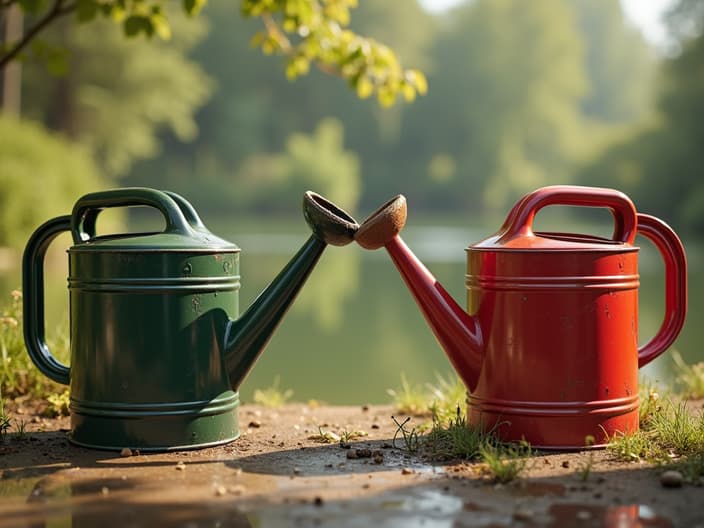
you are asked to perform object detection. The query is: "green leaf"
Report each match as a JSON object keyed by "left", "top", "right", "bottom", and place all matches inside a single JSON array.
[
  {"left": 150, "top": 13, "right": 172, "bottom": 40},
  {"left": 183, "top": 0, "right": 207, "bottom": 16},
  {"left": 377, "top": 87, "right": 396, "bottom": 107},
  {"left": 250, "top": 31, "right": 266, "bottom": 48},
  {"left": 406, "top": 69, "right": 428, "bottom": 95},
  {"left": 401, "top": 83, "right": 416, "bottom": 103},
  {"left": 355, "top": 77, "right": 373, "bottom": 99},
  {"left": 123, "top": 15, "right": 147, "bottom": 37}
]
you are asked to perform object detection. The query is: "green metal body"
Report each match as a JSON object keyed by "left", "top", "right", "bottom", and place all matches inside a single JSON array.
[{"left": 22, "top": 188, "right": 336, "bottom": 451}]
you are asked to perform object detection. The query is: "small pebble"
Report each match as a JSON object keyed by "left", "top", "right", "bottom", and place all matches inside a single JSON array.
[
  {"left": 660, "top": 470, "right": 684, "bottom": 488},
  {"left": 371, "top": 424, "right": 380, "bottom": 429},
  {"left": 101, "top": 487, "right": 109, "bottom": 496},
  {"left": 175, "top": 461, "right": 186, "bottom": 471},
  {"left": 561, "top": 460, "right": 570, "bottom": 468},
  {"left": 401, "top": 467, "right": 414, "bottom": 475},
  {"left": 214, "top": 485, "right": 227, "bottom": 496},
  {"left": 120, "top": 448, "right": 132, "bottom": 458},
  {"left": 293, "top": 467, "right": 301, "bottom": 475},
  {"left": 313, "top": 496, "right": 324, "bottom": 506},
  {"left": 361, "top": 405, "right": 369, "bottom": 412},
  {"left": 513, "top": 509, "right": 534, "bottom": 522},
  {"left": 248, "top": 420, "right": 261, "bottom": 428},
  {"left": 576, "top": 510, "right": 592, "bottom": 521}
]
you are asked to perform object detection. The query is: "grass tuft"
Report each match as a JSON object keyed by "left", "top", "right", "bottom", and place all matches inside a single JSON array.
[
  {"left": 423, "top": 409, "right": 490, "bottom": 461},
  {"left": 388, "top": 372, "right": 466, "bottom": 423},
  {"left": 252, "top": 375, "right": 294, "bottom": 407},
  {"left": 607, "top": 392, "right": 704, "bottom": 482},
  {"left": 672, "top": 350, "right": 704, "bottom": 399},
  {"left": 479, "top": 441, "right": 532, "bottom": 484},
  {"left": 0, "top": 290, "right": 68, "bottom": 399}
]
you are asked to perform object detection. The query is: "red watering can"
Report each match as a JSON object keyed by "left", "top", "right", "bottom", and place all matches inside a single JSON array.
[{"left": 355, "top": 186, "right": 687, "bottom": 449}]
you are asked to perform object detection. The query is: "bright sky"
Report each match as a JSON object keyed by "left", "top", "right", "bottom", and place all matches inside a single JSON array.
[{"left": 419, "top": 0, "right": 677, "bottom": 47}]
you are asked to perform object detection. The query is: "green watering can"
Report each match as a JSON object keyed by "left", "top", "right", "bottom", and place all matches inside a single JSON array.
[{"left": 22, "top": 188, "right": 358, "bottom": 451}]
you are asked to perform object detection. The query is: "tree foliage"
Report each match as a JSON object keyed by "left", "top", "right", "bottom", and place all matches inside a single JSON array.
[
  {"left": 21, "top": 11, "right": 213, "bottom": 177},
  {"left": 2, "top": 0, "right": 426, "bottom": 106},
  {"left": 241, "top": 0, "right": 427, "bottom": 107},
  {"left": 577, "top": 0, "right": 704, "bottom": 234},
  {"left": 0, "top": 116, "right": 109, "bottom": 247},
  {"left": 0, "top": 0, "right": 205, "bottom": 69}
]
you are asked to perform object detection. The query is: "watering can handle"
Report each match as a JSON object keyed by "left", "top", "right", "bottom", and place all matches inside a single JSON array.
[
  {"left": 70, "top": 188, "right": 193, "bottom": 244},
  {"left": 22, "top": 215, "right": 71, "bottom": 385},
  {"left": 503, "top": 185, "right": 638, "bottom": 245},
  {"left": 637, "top": 213, "right": 688, "bottom": 368}
]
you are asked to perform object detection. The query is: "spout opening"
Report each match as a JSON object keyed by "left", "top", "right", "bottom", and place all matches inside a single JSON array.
[
  {"left": 354, "top": 195, "right": 407, "bottom": 250},
  {"left": 303, "top": 191, "right": 359, "bottom": 246}
]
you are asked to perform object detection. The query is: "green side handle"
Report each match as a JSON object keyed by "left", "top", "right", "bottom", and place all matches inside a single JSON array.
[{"left": 22, "top": 215, "right": 72, "bottom": 386}]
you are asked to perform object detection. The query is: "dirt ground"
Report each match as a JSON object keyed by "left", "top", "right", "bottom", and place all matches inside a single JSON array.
[{"left": 1, "top": 402, "right": 703, "bottom": 527}]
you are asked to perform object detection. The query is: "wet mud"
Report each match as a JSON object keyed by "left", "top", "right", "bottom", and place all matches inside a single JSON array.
[{"left": 0, "top": 404, "right": 701, "bottom": 527}]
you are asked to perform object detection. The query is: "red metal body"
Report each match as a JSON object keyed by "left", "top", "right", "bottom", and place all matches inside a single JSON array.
[{"left": 383, "top": 186, "right": 687, "bottom": 448}]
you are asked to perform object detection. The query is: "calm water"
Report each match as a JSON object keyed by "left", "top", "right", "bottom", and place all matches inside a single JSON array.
[{"left": 4, "top": 222, "right": 701, "bottom": 404}]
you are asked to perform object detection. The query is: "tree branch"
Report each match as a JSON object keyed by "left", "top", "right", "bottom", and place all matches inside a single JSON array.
[
  {"left": 260, "top": 13, "right": 341, "bottom": 78},
  {"left": 0, "top": 0, "right": 76, "bottom": 70}
]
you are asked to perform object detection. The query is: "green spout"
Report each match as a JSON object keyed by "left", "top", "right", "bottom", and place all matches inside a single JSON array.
[{"left": 223, "top": 191, "right": 358, "bottom": 390}]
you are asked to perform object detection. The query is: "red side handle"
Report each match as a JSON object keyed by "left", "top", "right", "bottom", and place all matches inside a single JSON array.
[{"left": 637, "top": 213, "right": 688, "bottom": 367}]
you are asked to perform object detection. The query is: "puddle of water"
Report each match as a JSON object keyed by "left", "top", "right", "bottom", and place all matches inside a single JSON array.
[
  {"left": 0, "top": 477, "right": 42, "bottom": 499},
  {"left": 248, "top": 488, "right": 475, "bottom": 528},
  {"left": 546, "top": 503, "right": 672, "bottom": 528},
  {"left": 511, "top": 481, "right": 566, "bottom": 497}
]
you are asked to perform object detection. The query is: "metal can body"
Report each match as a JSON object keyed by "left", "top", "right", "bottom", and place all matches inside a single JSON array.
[
  {"left": 466, "top": 246, "right": 640, "bottom": 448},
  {"left": 68, "top": 248, "right": 241, "bottom": 450}
]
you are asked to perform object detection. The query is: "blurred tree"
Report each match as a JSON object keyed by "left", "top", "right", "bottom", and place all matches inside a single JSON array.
[
  {"left": 577, "top": 0, "right": 704, "bottom": 234},
  {"left": 0, "top": 115, "right": 109, "bottom": 247},
  {"left": 21, "top": 13, "right": 213, "bottom": 177},
  {"left": 0, "top": 0, "right": 203, "bottom": 69},
  {"left": 403, "top": 0, "right": 587, "bottom": 214},
  {"left": 665, "top": 0, "right": 704, "bottom": 43},
  {"left": 571, "top": 0, "right": 655, "bottom": 123},
  {"left": 126, "top": 0, "right": 435, "bottom": 214},
  {"left": 238, "top": 117, "right": 360, "bottom": 214}
]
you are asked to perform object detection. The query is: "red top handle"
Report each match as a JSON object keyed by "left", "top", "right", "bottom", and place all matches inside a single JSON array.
[
  {"left": 637, "top": 213, "right": 688, "bottom": 368},
  {"left": 502, "top": 185, "right": 638, "bottom": 245}
]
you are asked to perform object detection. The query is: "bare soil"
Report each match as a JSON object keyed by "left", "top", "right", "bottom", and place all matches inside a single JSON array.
[{"left": 1, "top": 401, "right": 703, "bottom": 527}]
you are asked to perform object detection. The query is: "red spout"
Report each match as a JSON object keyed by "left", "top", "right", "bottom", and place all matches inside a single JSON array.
[{"left": 355, "top": 196, "right": 483, "bottom": 391}]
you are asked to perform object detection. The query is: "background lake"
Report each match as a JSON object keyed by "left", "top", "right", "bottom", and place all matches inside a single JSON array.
[{"left": 4, "top": 214, "right": 701, "bottom": 405}]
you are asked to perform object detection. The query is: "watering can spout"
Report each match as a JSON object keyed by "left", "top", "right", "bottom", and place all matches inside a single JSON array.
[
  {"left": 354, "top": 196, "right": 484, "bottom": 391},
  {"left": 224, "top": 192, "right": 359, "bottom": 390}
]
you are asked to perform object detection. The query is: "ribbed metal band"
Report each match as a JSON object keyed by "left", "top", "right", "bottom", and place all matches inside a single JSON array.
[
  {"left": 466, "top": 274, "right": 640, "bottom": 291},
  {"left": 70, "top": 392, "right": 240, "bottom": 419},
  {"left": 68, "top": 434, "right": 240, "bottom": 452},
  {"left": 467, "top": 394, "right": 639, "bottom": 417},
  {"left": 67, "top": 276, "right": 240, "bottom": 292}
]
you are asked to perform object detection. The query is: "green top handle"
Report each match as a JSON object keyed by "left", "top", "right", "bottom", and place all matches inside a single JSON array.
[
  {"left": 71, "top": 187, "right": 196, "bottom": 243},
  {"left": 23, "top": 188, "right": 203, "bottom": 385}
]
